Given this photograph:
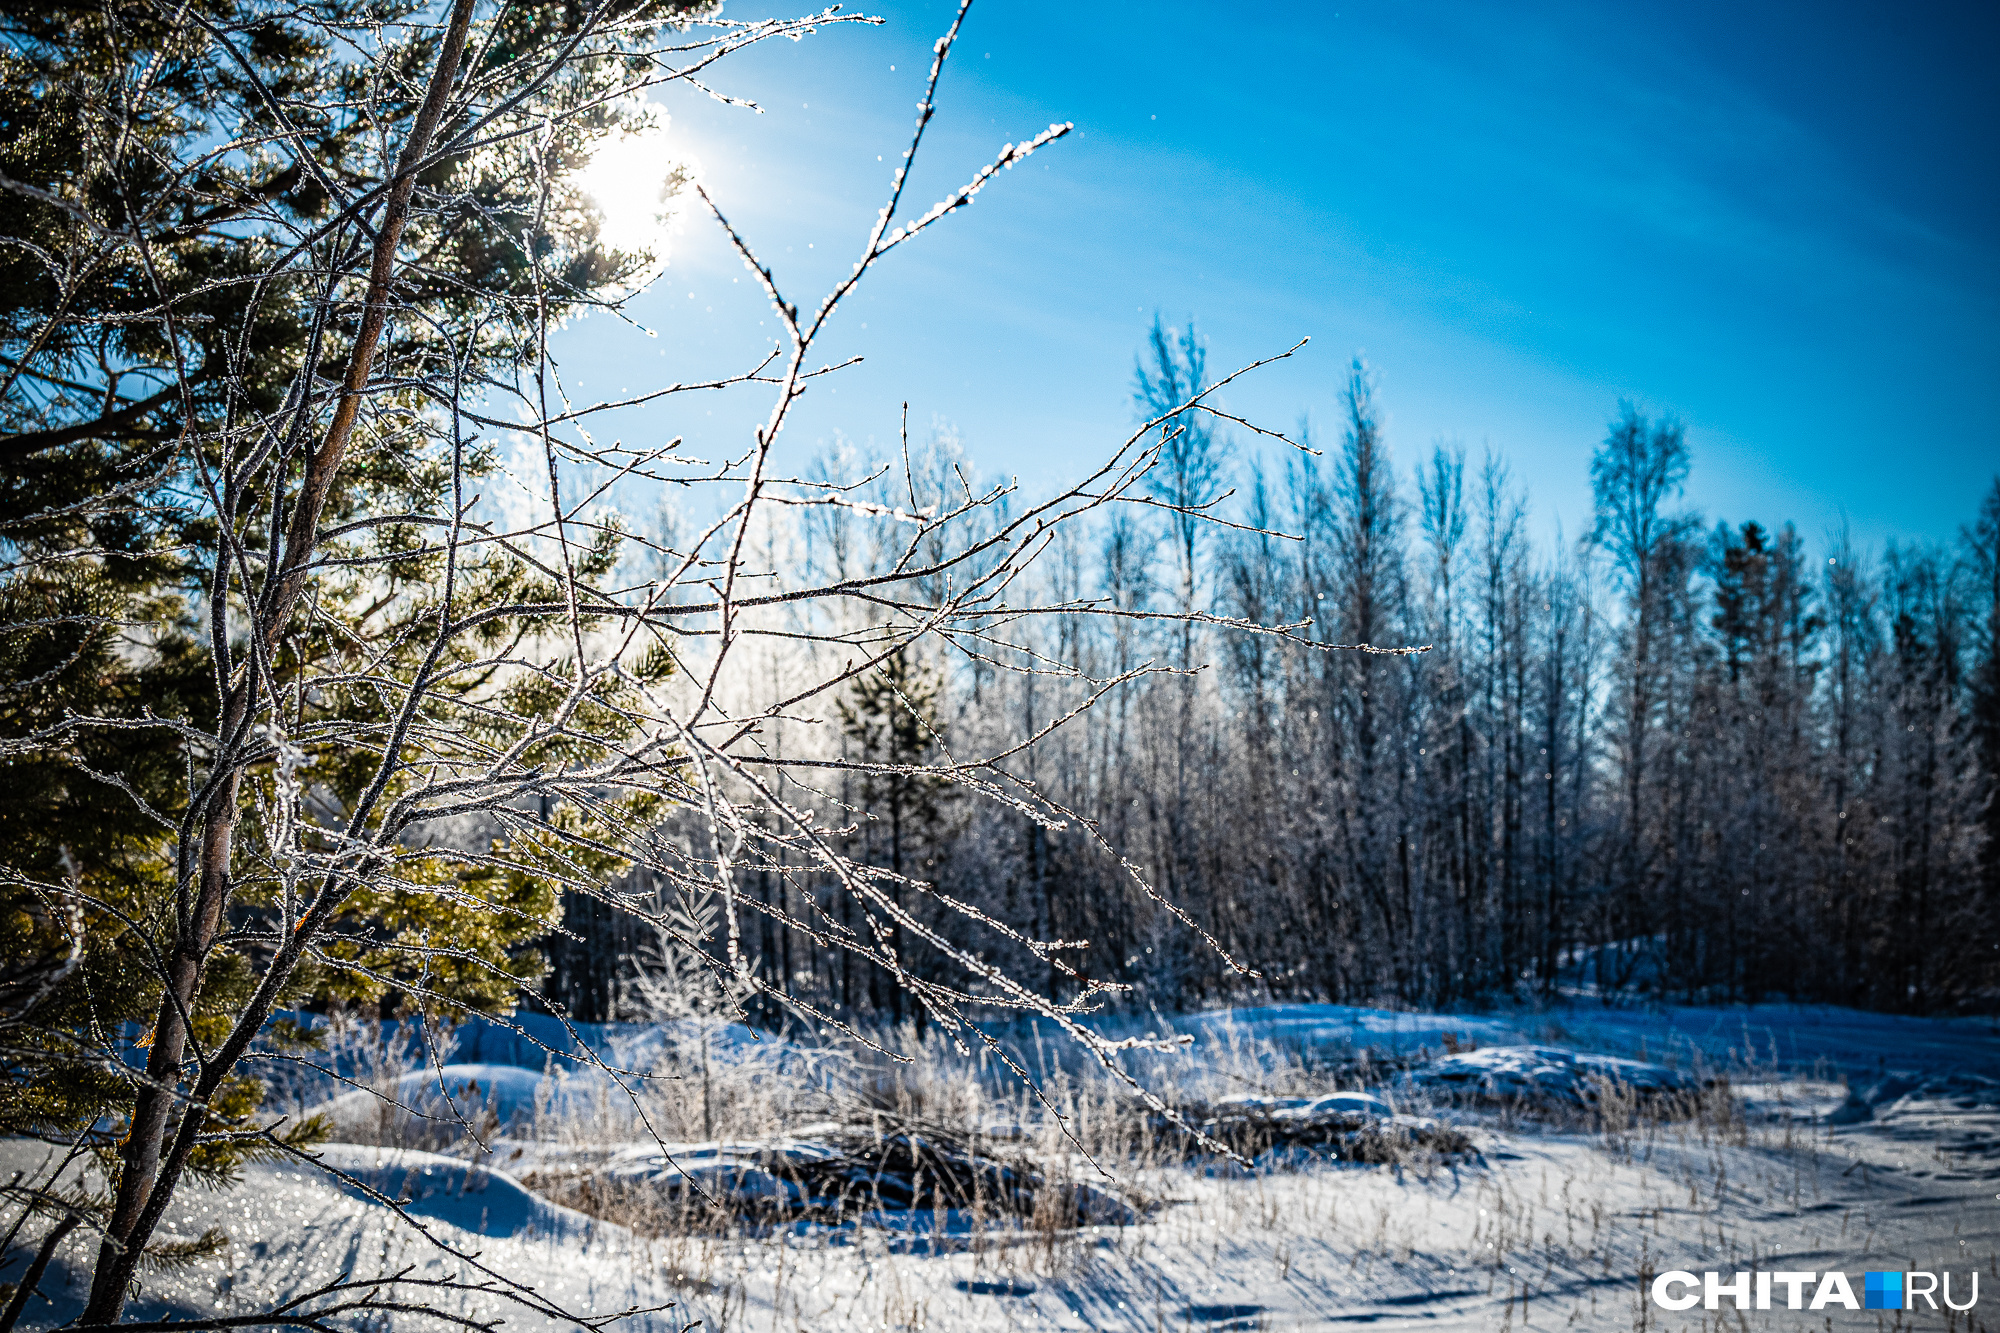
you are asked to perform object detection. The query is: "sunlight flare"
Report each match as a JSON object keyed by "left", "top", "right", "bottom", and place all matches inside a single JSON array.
[{"left": 575, "top": 115, "right": 691, "bottom": 260}]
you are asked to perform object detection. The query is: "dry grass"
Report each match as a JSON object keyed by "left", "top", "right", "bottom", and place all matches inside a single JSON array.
[{"left": 203, "top": 1016, "right": 2000, "bottom": 1330}]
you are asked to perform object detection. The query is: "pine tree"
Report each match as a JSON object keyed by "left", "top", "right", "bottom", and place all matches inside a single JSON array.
[
  {"left": 0, "top": 0, "right": 688, "bottom": 1311},
  {"left": 838, "top": 649, "right": 956, "bottom": 1026}
]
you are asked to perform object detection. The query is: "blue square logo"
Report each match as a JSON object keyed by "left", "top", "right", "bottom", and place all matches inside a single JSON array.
[{"left": 1864, "top": 1271, "right": 1904, "bottom": 1311}]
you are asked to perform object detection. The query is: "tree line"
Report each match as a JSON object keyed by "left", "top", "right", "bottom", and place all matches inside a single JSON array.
[{"left": 590, "top": 321, "right": 1999, "bottom": 1024}]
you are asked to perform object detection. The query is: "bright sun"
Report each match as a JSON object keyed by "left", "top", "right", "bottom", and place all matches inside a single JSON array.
[{"left": 573, "top": 119, "right": 688, "bottom": 259}]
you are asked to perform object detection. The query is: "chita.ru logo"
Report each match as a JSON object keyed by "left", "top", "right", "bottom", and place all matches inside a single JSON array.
[{"left": 1649, "top": 1269, "right": 1981, "bottom": 1313}]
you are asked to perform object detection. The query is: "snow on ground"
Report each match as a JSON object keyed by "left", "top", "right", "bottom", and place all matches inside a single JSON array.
[
  {"left": 1409, "top": 1045, "right": 1698, "bottom": 1104},
  {"left": 16, "top": 1109, "right": 1990, "bottom": 1332},
  {"left": 0, "top": 1139, "right": 684, "bottom": 1332},
  {"left": 291, "top": 1000, "right": 2000, "bottom": 1086},
  {"left": 314, "top": 1063, "right": 591, "bottom": 1138},
  {"left": 8, "top": 1002, "right": 2000, "bottom": 1331},
  {"left": 1142, "top": 1000, "right": 2000, "bottom": 1081}
]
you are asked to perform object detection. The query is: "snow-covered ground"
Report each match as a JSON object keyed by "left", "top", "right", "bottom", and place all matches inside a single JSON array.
[
  {"left": 7, "top": 1002, "right": 1998, "bottom": 1331},
  {"left": 1144, "top": 1000, "right": 2000, "bottom": 1081}
]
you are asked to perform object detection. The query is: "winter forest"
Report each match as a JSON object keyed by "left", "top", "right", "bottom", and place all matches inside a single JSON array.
[
  {"left": 547, "top": 321, "right": 2000, "bottom": 1028},
  {"left": 6, "top": 0, "right": 1999, "bottom": 1323}
]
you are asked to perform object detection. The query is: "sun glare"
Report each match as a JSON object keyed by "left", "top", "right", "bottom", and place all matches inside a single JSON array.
[{"left": 574, "top": 120, "right": 688, "bottom": 259}]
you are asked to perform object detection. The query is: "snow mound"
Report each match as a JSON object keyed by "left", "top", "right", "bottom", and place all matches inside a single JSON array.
[
  {"left": 0, "top": 1138, "right": 675, "bottom": 1331},
  {"left": 1212, "top": 1090, "right": 1398, "bottom": 1121},
  {"left": 312, "top": 1063, "right": 622, "bottom": 1142},
  {"left": 1176, "top": 1091, "right": 1473, "bottom": 1164},
  {"left": 519, "top": 1125, "right": 1137, "bottom": 1228},
  {"left": 593, "top": 1137, "right": 843, "bottom": 1211},
  {"left": 1411, "top": 1044, "right": 1697, "bottom": 1106},
  {"left": 311, "top": 1144, "right": 595, "bottom": 1239},
  {"left": 1732, "top": 1080, "right": 1853, "bottom": 1122},
  {"left": 1825, "top": 1070, "right": 2000, "bottom": 1124}
]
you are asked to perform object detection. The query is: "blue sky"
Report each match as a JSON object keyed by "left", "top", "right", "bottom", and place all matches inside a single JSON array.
[{"left": 555, "top": 0, "right": 1998, "bottom": 553}]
